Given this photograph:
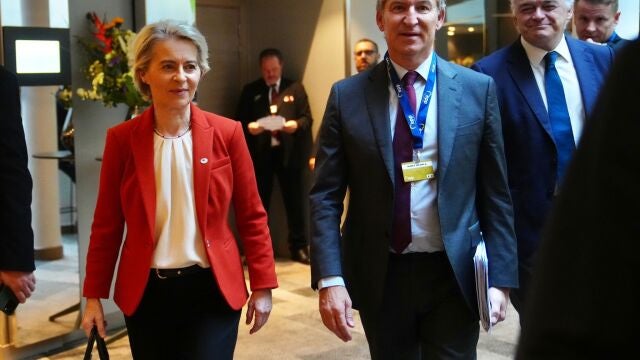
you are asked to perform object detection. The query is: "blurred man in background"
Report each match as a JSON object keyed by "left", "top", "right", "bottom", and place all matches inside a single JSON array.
[
  {"left": 574, "top": 0, "right": 631, "bottom": 51},
  {"left": 353, "top": 38, "right": 380, "bottom": 73},
  {"left": 236, "top": 48, "right": 313, "bottom": 265}
]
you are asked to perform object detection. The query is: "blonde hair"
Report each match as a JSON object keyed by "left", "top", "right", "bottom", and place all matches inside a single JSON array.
[{"left": 130, "top": 20, "right": 210, "bottom": 98}]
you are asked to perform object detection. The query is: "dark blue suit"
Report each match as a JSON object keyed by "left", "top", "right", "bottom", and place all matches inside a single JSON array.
[
  {"left": 472, "top": 36, "right": 614, "bottom": 317},
  {"left": 608, "top": 31, "right": 633, "bottom": 52},
  {"left": 517, "top": 39, "right": 640, "bottom": 359}
]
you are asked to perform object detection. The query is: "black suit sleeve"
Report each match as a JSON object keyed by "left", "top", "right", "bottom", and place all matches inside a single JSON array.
[
  {"left": 0, "top": 66, "right": 34, "bottom": 272},
  {"left": 291, "top": 83, "right": 312, "bottom": 132}
]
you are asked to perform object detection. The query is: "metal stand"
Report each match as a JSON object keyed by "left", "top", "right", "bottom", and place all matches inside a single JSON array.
[{"left": 48, "top": 302, "right": 81, "bottom": 329}]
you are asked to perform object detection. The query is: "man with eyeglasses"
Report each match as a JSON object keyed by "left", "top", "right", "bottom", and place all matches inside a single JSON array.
[
  {"left": 310, "top": 38, "right": 383, "bottom": 171},
  {"left": 354, "top": 38, "right": 381, "bottom": 73}
]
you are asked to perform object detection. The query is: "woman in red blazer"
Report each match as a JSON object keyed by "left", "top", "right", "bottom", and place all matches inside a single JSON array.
[{"left": 81, "top": 20, "right": 277, "bottom": 359}]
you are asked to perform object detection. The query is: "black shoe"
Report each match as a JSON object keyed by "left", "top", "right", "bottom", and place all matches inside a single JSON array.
[{"left": 291, "top": 248, "right": 311, "bottom": 265}]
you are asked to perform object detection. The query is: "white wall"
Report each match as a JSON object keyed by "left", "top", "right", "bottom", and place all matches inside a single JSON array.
[
  {"left": 246, "top": 0, "right": 340, "bottom": 129},
  {"left": 618, "top": 0, "right": 639, "bottom": 39},
  {"left": 303, "top": 0, "right": 346, "bottom": 141},
  {"left": 348, "top": 0, "right": 386, "bottom": 75},
  {"left": 244, "top": 0, "right": 346, "bottom": 254},
  {"left": 135, "top": 0, "right": 196, "bottom": 29}
]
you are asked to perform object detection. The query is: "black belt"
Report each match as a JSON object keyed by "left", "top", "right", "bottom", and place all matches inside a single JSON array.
[{"left": 151, "top": 264, "right": 208, "bottom": 279}]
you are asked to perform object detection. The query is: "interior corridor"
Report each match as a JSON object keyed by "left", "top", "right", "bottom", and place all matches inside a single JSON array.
[{"left": 14, "top": 234, "right": 520, "bottom": 359}]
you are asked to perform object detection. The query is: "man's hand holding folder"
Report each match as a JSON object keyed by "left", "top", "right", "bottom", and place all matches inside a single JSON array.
[{"left": 474, "top": 239, "right": 510, "bottom": 332}]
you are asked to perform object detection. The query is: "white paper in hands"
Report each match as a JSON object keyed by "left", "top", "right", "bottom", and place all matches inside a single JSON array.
[
  {"left": 473, "top": 239, "right": 492, "bottom": 332},
  {"left": 257, "top": 115, "right": 285, "bottom": 131}
]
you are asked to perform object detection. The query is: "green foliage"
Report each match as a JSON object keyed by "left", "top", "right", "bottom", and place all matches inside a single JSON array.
[{"left": 76, "top": 12, "right": 149, "bottom": 108}]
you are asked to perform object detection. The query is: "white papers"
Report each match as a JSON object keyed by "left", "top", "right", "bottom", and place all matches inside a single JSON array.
[
  {"left": 473, "top": 239, "right": 492, "bottom": 332},
  {"left": 257, "top": 115, "right": 285, "bottom": 131}
]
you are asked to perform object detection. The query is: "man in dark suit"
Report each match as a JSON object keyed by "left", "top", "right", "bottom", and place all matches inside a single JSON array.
[
  {"left": 0, "top": 65, "right": 36, "bottom": 303},
  {"left": 309, "top": 38, "right": 382, "bottom": 171},
  {"left": 517, "top": 39, "right": 640, "bottom": 360},
  {"left": 310, "top": 0, "right": 518, "bottom": 358},
  {"left": 236, "top": 48, "right": 313, "bottom": 264},
  {"left": 574, "top": 0, "right": 632, "bottom": 52},
  {"left": 472, "top": 0, "right": 614, "bottom": 324},
  {"left": 354, "top": 38, "right": 381, "bottom": 73}
]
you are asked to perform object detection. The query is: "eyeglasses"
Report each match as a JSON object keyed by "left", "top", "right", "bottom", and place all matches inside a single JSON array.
[{"left": 354, "top": 50, "right": 377, "bottom": 56}]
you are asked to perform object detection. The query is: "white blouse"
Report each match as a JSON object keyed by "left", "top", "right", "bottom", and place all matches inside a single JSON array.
[{"left": 152, "top": 130, "right": 209, "bottom": 269}]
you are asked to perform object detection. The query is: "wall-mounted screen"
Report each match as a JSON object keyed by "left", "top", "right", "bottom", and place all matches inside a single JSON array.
[{"left": 2, "top": 26, "right": 70, "bottom": 86}]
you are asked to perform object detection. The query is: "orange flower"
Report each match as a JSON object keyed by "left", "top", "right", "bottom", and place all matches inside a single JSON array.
[
  {"left": 105, "top": 17, "right": 124, "bottom": 30},
  {"left": 78, "top": 11, "right": 148, "bottom": 108}
]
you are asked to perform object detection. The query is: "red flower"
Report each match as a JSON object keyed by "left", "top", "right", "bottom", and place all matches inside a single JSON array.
[{"left": 88, "top": 12, "right": 112, "bottom": 53}]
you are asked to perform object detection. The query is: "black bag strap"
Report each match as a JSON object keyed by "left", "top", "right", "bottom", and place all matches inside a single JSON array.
[{"left": 83, "top": 326, "right": 110, "bottom": 360}]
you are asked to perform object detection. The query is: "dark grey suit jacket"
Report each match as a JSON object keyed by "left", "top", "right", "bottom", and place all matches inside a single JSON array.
[{"left": 310, "top": 58, "right": 518, "bottom": 316}]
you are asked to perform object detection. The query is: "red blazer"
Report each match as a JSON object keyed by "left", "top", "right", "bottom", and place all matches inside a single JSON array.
[{"left": 83, "top": 105, "right": 278, "bottom": 315}]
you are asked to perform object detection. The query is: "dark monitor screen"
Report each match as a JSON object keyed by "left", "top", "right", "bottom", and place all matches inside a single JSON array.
[{"left": 2, "top": 26, "right": 71, "bottom": 86}]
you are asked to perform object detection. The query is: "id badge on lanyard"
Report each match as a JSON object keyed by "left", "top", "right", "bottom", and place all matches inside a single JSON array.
[{"left": 385, "top": 53, "right": 438, "bottom": 183}]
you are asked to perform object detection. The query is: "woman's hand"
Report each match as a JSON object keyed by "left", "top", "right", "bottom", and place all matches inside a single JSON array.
[
  {"left": 245, "top": 289, "right": 272, "bottom": 334},
  {"left": 81, "top": 298, "right": 107, "bottom": 338}
]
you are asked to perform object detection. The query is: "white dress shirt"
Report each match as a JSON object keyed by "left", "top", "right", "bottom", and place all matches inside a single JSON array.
[
  {"left": 318, "top": 53, "right": 443, "bottom": 290},
  {"left": 521, "top": 35, "right": 586, "bottom": 144},
  {"left": 387, "top": 53, "right": 444, "bottom": 254}
]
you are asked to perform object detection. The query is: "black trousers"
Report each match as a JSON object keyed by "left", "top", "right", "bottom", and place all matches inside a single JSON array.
[
  {"left": 510, "top": 262, "right": 532, "bottom": 328},
  {"left": 124, "top": 269, "right": 241, "bottom": 360},
  {"left": 358, "top": 252, "right": 479, "bottom": 360},
  {"left": 254, "top": 146, "right": 307, "bottom": 252}
]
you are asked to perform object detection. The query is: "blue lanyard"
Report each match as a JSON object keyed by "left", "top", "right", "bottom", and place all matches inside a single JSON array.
[{"left": 385, "top": 52, "right": 437, "bottom": 149}]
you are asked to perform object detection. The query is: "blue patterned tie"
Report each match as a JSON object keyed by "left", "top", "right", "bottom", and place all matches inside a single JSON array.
[
  {"left": 544, "top": 51, "right": 575, "bottom": 185},
  {"left": 391, "top": 71, "right": 418, "bottom": 253}
]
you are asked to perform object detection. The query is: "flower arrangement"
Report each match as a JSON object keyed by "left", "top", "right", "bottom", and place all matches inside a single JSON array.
[
  {"left": 76, "top": 12, "right": 148, "bottom": 108},
  {"left": 56, "top": 85, "right": 73, "bottom": 109}
]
